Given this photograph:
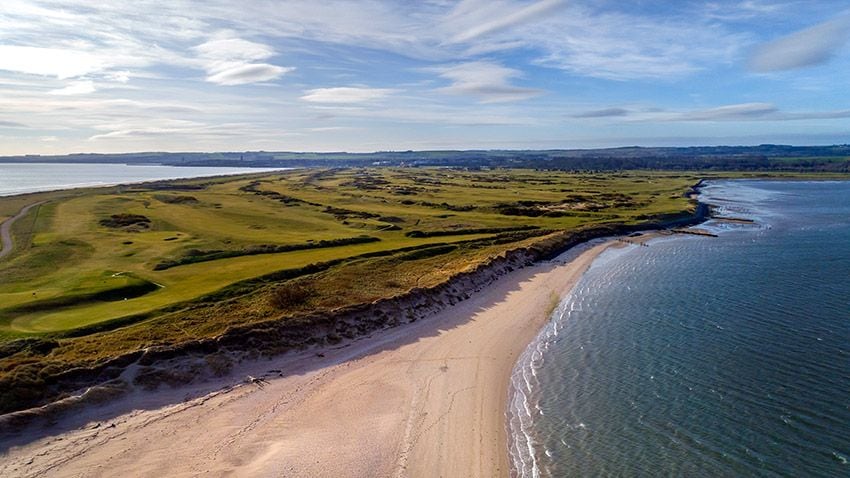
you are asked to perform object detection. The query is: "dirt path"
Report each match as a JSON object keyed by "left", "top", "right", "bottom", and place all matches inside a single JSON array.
[
  {"left": 0, "top": 201, "right": 44, "bottom": 260},
  {"left": 0, "top": 241, "right": 614, "bottom": 478}
]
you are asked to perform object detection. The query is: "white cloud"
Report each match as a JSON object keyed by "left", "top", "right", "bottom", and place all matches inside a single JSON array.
[
  {"left": 434, "top": 61, "right": 542, "bottom": 103},
  {"left": 48, "top": 80, "right": 96, "bottom": 96},
  {"left": 194, "top": 37, "right": 275, "bottom": 62},
  {"left": 780, "top": 109, "right": 850, "bottom": 120},
  {"left": 437, "top": 2, "right": 746, "bottom": 80},
  {"left": 573, "top": 107, "right": 631, "bottom": 118},
  {"left": 0, "top": 45, "right": 103, "bottom": 78},
  {"left": 703, "top": 1, "right": 786, "bottom": 21},
  {"left": 314, "top": 104, "right": 539, "bottom": 126},
  {"left": 678, "top": 102, "right": 780, "bottom": 121},
  {"left": 0, "top": 2, "right": 749, "bottom": 88},
  {"left": 207, "top": 63, "right": 293, "bottom": 85},
  {"left": 620, "top": 102, "right": 850, "bottom": 122},
  {"left": 530, "top": 8, "right": 743, "bottom": 80},
  {"left": 194, "top": 35, "right": 294, "bottom": 85},
  {"left": 107, "top": 71, "right": 131, "bottom": 83},
  {"left": 0, "top": 1, "right": 847, "bottom": 154},
  {"left": 447, "top": 0, "right": 566, "bottom": 43},
  {"left": 301, "top": 87, "right": 397, "bottom": 103},
  {"left": 749, "top": 13, "right": 850, "bottom": 72},
  {"left": 308, "top": 126, "right": 354, "bottom": 132}
]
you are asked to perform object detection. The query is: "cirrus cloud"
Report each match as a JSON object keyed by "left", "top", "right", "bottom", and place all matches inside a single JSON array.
[
  {"left": 447, "top": 0, "right": 567, "bottom": 43},
  {"left": 749, "top": 12, "right": 850, "bottom": 72},
  {"left": 300, "top": 87, "right": 397, "bottom": 104}
]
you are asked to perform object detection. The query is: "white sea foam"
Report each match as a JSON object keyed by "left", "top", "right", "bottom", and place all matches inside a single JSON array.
[
  {"left": 508, "top": 297, "right": 572, "bottom": 478},
  {"left": 507, "top": 241, "right": 636, "bottom": 477}
]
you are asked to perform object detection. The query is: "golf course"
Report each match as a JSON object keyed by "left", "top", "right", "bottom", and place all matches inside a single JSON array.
[{"left": 0, "top": 167, "right": 713, "bottom": 413}]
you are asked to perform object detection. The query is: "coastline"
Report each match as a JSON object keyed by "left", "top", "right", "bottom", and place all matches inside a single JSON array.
[
  {"left": 0, "top": 179, "right": 710, "bottom": 475},
  {"left": 506, "top": 236, "right": 656, "bottom": 477},
  {"left": 502, "top": 179, "right": 850, "bottom": 476},
  {"left": 0, "top": 239, "right": 617, "bottom": 477}
]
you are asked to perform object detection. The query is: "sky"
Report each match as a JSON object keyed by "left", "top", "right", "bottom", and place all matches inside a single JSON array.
[{"left": 1, "top": 0, "right": 849, "bottom": 155}]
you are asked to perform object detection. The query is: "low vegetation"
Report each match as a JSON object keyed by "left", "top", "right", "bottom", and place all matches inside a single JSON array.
[
  {"left": 98, "top": 213, "right": 151, "bottom": 229},
  {"left": 152, "top": 236, "right": 381, "bottom": 270}
]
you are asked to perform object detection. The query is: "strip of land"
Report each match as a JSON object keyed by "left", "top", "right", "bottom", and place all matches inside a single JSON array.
[
  {"left": 0, "top": 201, "right": 44, "bottom": 260},
  {"left": 0, "top": 240, "right": 614, "bottom": 478}
]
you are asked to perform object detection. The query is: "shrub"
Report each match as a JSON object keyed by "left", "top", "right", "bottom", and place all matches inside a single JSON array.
[
  {"left": 99, "top": 214, "right": 151, "bottom": 229},
  {"left": 153, "top": 236, "right": 380, "bottom": 270},
  {"left": 153, "top": 195, "right": 198, "bottom": 204},
  {"left": 269, "top": 283, "right": 313, "bottom": 309},
  {"left": 404, "top": 225, "right": 538, "bottom": 238}
]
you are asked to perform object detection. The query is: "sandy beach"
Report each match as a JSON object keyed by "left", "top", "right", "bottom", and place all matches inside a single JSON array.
[{"left": 0, "top": 240, "right": 614, "bottom": 478}]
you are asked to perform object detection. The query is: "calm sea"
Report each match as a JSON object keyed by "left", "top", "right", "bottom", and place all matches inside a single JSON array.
[
  {"left": 509, "top": 180, "right": 850, "bottom": 477},
  {"left": 0, "top": 163, "right": 285, "bottom": 196}
]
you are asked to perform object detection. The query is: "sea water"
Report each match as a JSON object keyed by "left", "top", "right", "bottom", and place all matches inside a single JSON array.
[
  {"left": 509, "top": 180, "right": 850, "bottom": 477},
  {"left": 0, "top": 163, "right": 284, "bottom": 196}
]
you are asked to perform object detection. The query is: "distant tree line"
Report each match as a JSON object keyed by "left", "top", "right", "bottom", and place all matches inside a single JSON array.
[{"left": 3, "top": 145, "right": 850, "bottom": 172}]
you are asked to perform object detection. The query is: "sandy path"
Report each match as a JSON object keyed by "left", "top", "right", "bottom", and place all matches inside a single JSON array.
[
  {"left": 0, "top": 241, "right": 613, "bottom": 478},
  {"left": 0, "top": 201, "right": 44, "bottom": 260}
]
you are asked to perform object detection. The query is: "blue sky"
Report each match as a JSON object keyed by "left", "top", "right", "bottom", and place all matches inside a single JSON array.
[{"left": 1, "top": 0, "right": 849, "bottom": 154}]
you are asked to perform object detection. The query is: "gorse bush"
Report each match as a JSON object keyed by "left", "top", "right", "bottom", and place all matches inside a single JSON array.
[
  {"left": 269, "top": 283, "right": 314, "bottom": 309},
  {"left": 99, "top": 213, "right": 151, "bottom": 228}
]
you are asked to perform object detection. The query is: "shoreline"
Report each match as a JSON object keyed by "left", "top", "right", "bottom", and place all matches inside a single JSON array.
[
  {"left": 0, "top": 238, "right": 618, "bottom": 477},
  {"left": 0, "top": 180, "right": 711, "bottom": 476},
  {"left": 506, "top": 235, "right": 659, "bottom": 477}
]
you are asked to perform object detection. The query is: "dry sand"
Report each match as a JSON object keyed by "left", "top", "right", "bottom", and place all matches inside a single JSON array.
[{"left": 0, "top": 240, "right": 615, "bottom": 478}]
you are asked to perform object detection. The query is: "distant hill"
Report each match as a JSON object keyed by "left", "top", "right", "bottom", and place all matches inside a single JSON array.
[{"left": 3, "top": 144, "right": 850, "bottom": 171}]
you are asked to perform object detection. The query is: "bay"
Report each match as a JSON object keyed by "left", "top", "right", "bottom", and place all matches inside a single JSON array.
[
  {"left": 510, "top": 180, "right": 850, "bottom": 477},
  {"left": 0, "top": 163, "right": 284, "bottom": 197}
]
